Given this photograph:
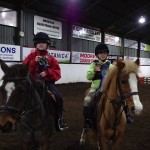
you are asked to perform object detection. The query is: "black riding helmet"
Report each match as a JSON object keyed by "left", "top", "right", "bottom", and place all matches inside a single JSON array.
[
  {"left": 33, "top": 32, "right": 50, "bottom": 47},
  {"left": 95, "top": 43, "right": 109, "bottom": 55}
]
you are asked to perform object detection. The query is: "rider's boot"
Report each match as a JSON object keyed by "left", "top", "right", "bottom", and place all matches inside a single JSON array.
[
  {"left": 55, "top": 111, "right": 68, "bottom": 132},
  {"left": 58, "top": 116, "right": 68, "bottom": 131},
  {"left": 83, "top": 106, "right": 93, "bottom": 129}
]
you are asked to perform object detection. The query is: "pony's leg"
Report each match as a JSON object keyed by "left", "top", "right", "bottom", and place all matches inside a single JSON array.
[
  {"left": 21, "top": 143, "right": 29, "bottom": 150},
  {"left": 99, "top": 135, "right": 110, "bottom": 150},
  {"left": 112, "top": 136, "right": 124, "bottom": 150},
  {"left": 80, "top": 128, "right": 87, "bottom": 145},
  {"left": 40, "top": 141, "right": 50, "bottom": 150}
]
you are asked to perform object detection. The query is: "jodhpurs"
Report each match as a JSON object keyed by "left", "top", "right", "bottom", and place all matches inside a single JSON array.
[
  {"left": 84, "top": 88, "right": 96, "bottom": 107},
  {"left": 45, "top": 81, "right": 63, "bottom": 117}
]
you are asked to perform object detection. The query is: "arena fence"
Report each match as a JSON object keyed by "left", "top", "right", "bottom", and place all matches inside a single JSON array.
[{"left": 139, "top": 77, "right": 150, "bottom": 84}]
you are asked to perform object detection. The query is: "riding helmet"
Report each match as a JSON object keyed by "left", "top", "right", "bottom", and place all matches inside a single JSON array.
[
  {"left": 95, "top": 43, "right": 109, "bottom": 55},
  {"left": 33, "top": 32, "right": 50, "bottom": 45}
]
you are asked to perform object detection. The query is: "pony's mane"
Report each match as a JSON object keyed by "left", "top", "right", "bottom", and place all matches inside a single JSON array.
[{"left": 102, "top": 59, "right": 139, "bottom": 92}]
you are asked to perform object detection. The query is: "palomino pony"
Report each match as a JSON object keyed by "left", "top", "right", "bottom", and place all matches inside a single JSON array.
[
  {"left": 0, "top": 59, "right": 56, "bottom": 150},
  {"left": 80, "top": 58, "right": 143, "bottom": 150}
]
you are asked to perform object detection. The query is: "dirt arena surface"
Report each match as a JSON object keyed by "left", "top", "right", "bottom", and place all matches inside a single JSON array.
[{"left": 0, "top": 83, "right": 149, "bottom": 150}]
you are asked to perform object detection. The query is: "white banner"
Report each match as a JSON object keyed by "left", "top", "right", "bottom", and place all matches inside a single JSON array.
[
  {"left": 141, "top": 43, "right": 146, "bottom": 51},
  {"left": 124, "top": 39, "right": 138, "bottom": 49},
  {"left": 108, "top": 55, "right": 123, "bottom": 60},
  {"left": 34, "top": 15, "right": 62, "bottom": 39},
  {"left": 23, "top": 47, "right": 70, "bottom": 63},
  {"left": 72, "top": 51, "right": 96, "bottom": 63},
  {"left": 105, "top": 34, "right": 121, "bottom": 46},
  {"left": 0, "top": 7, "right": 17, "bottom": 27},
  {"left": 72, "top": 51, "right": 124, "bottom": 64},
  {"left": 72, "top": 25, "right": 101, "bottom": 42},
  {"left": 0, "top": 44, "right": 20, "bottom": 61}
]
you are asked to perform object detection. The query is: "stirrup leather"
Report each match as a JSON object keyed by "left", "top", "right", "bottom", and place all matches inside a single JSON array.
[{"left": 84, "top": 119, "right": 93, "bottom": 129}]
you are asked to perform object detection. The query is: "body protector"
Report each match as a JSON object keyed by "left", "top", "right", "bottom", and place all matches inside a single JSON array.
[{"left": 92, "top": 60, "right": 110, "bottom": 90}]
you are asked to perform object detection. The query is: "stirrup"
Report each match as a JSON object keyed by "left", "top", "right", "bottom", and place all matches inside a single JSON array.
[{"left": 84, "top": 119, "right": 93, "bottom": 129}]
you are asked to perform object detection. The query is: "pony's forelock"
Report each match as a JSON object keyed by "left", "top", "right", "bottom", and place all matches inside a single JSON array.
[{"left": 122, "top": 60, "right": 139, "bottom": 75}]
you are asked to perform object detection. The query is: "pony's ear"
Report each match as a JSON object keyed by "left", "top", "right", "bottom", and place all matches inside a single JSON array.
[
  {"left": 134, "top": 58, "right": 140, "bottom": 66},
  {"left": 116, "top": 57, "right": 125, "bottom": 72},
  {"left": 0, "top": 59, "right": 9, "bottom": 74}
]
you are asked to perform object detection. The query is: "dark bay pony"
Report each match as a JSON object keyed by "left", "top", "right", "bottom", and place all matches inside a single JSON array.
[
  {"left": 80, "top": 58, "right": 143, "bottom": 150},
  {"left": 0, "top": 59, "right": 55, "bottom": 150}
]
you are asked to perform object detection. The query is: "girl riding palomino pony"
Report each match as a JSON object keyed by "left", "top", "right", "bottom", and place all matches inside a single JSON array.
[
  {"left": 0, "top": 59, "right": 57, "bottom": 150},
  {"left": 80, "top": 58, "right": 143, "bottom": 150}
]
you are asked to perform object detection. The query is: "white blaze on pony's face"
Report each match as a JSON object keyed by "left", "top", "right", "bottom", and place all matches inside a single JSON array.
[
  {"left": 4, "top": 82, "right": 15, "bottom": 103},
  {"left": 128, "top": 73, "right": 143, "bottom": 115}
]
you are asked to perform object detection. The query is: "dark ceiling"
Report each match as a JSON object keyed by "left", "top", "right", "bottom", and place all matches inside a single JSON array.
[{"left": 1, "top": 0, "right": 150, "bottom": 43}]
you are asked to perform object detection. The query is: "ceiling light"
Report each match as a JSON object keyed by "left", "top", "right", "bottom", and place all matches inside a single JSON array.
[{"left": 138, "top": 16, "right": 146, "bottom": 24}]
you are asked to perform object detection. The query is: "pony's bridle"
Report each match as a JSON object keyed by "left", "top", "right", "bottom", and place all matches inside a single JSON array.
[
  {"left": 116, "top": 75, "right": 139, "bottom": 102},
  {"left": 103, "top": 74, "right": 139, "bottom": 130},
  {"left": 0, "top": 75, "right": 45, "bottom": 118},
  {"left": 107, "top": 75, "right": 139, "bottom": 105}
]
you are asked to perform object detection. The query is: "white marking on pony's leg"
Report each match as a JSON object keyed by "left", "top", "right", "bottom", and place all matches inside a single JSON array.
[
  {"left": 5, "top": 82, "right": 15, "bottom": 103},
  {"left": 97, "top": 134, "right": 101, "bottom": 150},
  {"left": 0, "top": 79, "right": 3, "bottom": 86},
  {"left": 84, "top": 96, "right": 91, "bottom": 106},
  {"left": 80, "top": 128, "right": 86, "bottom": 145},
  {"left": 129, "top": 73, "right": 143, "bottom": 115}
]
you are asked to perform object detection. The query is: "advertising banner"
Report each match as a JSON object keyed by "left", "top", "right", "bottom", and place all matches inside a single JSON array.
[
  {"left": 23, "top": 47, "right": 70, "bottom": 63},
  {"left": 72, "top": 51, "right": 96, "bottom": 63},
  {"left": 0, "top": 44, "right": 20, "bottom": 61},
  {"left": 0, "top": 7, "right": 17, "bottom": 27},
  {"left": 105, "top": 34, "right": 121, "bottom": 46},
  {"left": 144, "top": 44, "right": 150, "bottom": 52},
  {"left": 124, "top": 39, "right": 138, "bottom": 49},
  {"left": 34, "top": 15, "right": 62, "bottom": 39},
  {"left": 72, "top": 51, "right": 123, "bottom": 64},
  {"left": 72, "top": 25, "right": 101, "bottom": 42}
]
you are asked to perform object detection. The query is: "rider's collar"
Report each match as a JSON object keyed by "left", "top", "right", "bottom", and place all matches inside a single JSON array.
[{"left": 98, "top": 59, "right": 107, "bottom": 65}]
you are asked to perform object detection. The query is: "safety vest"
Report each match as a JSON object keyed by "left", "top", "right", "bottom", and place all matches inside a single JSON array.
[{"left": 92, "top": 60, "right": 110, "bottom": 89}]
